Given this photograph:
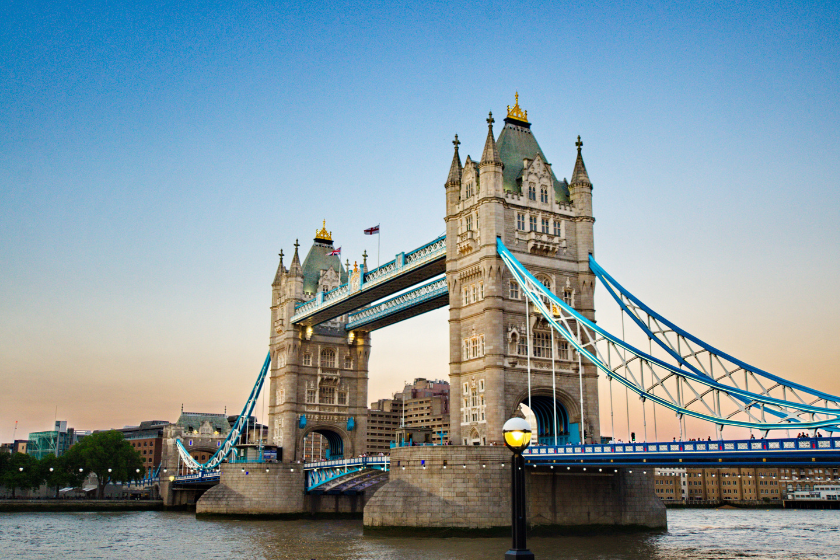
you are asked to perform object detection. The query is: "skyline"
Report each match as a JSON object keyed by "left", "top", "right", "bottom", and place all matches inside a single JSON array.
[{"left": 2, "top": 2, "right": 839, "bottom": 442}]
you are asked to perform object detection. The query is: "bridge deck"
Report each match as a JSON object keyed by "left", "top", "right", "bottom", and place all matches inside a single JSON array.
[
  {"left": 291, "top": 236, "right": 445, "bottom": 327},
  {"left": 524, "top": 436, "right": 840, "bottom": 467},
  {"left": 345, "top": 277, "right": 448, "bottom": 332}
]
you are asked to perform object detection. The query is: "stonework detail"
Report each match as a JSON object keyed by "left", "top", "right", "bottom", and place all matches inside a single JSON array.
[
  {"left": 445, "top": 106, "right": 600, "bottom": 446},
  {"left": 267, "top": 230, "right": 370, "bottom": 462}
]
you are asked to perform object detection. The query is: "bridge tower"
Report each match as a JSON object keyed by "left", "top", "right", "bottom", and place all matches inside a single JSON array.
[
  {"left": 445, "top": 95, "right": 600, "bottom": 445},
  {"left": 267, "top": 223, "right": 370, "bottom": 462}
]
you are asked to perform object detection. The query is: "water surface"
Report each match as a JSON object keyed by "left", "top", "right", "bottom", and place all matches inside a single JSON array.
[{"left": 1, "top": 508, "right": 838, "bottom": 559}]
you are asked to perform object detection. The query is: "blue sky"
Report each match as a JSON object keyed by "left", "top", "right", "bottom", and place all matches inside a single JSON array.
[{"left": 1, "top": 1, "right": 838, "bottom": 440}]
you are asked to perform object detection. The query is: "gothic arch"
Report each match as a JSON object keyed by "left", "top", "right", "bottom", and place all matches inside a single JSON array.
[{"left": 298, "top": 423, "right": 354, "bottom": 461}]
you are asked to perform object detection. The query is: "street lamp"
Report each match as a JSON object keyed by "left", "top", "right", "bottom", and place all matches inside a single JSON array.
[{"left": 503, "top": 417, "right": 534, "bottom": 560}]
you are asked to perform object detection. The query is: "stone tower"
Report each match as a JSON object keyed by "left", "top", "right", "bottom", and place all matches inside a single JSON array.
[
  {"left": 267, "top": 222, "right": 370, "bottom": 462},
  {"left": 445, "top": 95, "right": 600, "bottom": 445}
]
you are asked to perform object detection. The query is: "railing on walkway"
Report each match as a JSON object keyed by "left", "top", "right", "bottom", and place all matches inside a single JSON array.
[
  {"left": 303, "top": 456, "right": 390, "bottom": 491},
  {"left": 345, "top": 277, "right": 447, "bottom": 330},
  {"left": 291, "top": 235, "right": 446, "bottom": 325},
  {"left": 523, "top": 436, "right": 840, "bottom": 466}
]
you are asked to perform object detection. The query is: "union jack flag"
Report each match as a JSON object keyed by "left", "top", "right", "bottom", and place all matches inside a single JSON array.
[
  {"left": 328, "top": 247, "right": 341, "bottom": 256},
  {"left": 364, "top": 224, "right": 380, "bottom": 235}
]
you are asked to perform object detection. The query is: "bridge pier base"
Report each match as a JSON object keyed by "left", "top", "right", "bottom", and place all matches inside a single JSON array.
[
  {"left": 363, "top": 447, "right": 665, "bottom": 534},
  {"left": 196, "top": 463, "right": 305, "bottom": 516}
]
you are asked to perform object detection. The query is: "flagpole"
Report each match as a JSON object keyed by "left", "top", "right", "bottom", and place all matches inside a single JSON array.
[{"left": 377, "top": 225, "right": 380, "bottom": 268}]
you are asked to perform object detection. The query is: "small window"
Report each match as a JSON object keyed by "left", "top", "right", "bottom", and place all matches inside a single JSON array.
[
  {"left": 540, "top": 187, "right": 548, "bottom": 203},
  {"left": 528, "top": 183, "right": 536, "bottom": 200},
  {"left": 553, "top": 220, "right": 561, "bottom": 236},
  {"left": 479, "top": 379, "right": 485, "bottom": 392},
  {"left": 541, "top": 218, "right": 549, "bottom": 233},
  {"left": 517, "top": 214, "right": 525, "bottom": 230},
  {"left": 470, "top": 285, "right": 476, "bottom": 303},
  {"left": 470, "top": 338, "right": 478, "bottom": 358},
  {"left": 306, "top": 388, "right": 316, "bottom": 403},
  {"left": 529, "top": 216, "right": 537, "bottom": 231},
  {"left": 533, "top": 331, "right": 551, "bottom": 357},
  {"left": 463, "top": 383, "right": 469, "bottom": 394},
  {"left": 337, "top": 391, "right": 347, "bottom": 405},
  {"left": 303, "top": 353, "right": 312, "bottom": 366},
  {"left": 479, "top": 335, "right": 485, "bottom": 356},
  {"left": 463, "top": 288, "right": 469, "bottom": 306},
  {"left": 479, "top": 281, "right": 484, "bottom": 300},
  {"left": 465, "top": 183, "right": 473, "bottom": 198},
  {"left": 321, "top": 348, "right": 336, "bottom": 368},
  {"left": 563, "top": 290, "right": 572, "bottom": 305},
  {"left": 466, "top": 215, "right": 472, "bottom": 231},
  {"left": 509, "top": 281, "right": 520, "bottom": 300},
  {"left": 343, "top": 354, "right": 352, "bottom": 369}
]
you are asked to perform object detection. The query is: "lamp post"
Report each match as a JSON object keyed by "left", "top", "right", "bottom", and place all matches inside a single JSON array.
[{"left": 503, "top": 417, "right": 534, "bottom": 560}]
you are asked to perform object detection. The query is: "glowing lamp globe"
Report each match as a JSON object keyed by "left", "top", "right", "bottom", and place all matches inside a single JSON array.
[{"left": 503, "top": 417, "right": 532, "bottom": 453}]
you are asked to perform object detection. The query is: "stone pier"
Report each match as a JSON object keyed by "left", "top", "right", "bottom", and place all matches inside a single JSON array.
[
  {"left": 195, "top": 462, "right": 386, "bottom": 517},
  {"left": 363, "top": 446, "right": 665, "bottom": 533}
]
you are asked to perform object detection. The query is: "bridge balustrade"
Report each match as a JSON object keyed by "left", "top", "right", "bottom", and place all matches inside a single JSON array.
[
  {"left": 290, "top": 235, "right": 446, "bottom": 326},
  {"left": 523, "top": 437, "right": 840, "bottom": 467}
]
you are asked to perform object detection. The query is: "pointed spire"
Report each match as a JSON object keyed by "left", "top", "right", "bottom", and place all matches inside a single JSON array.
[
  {"left": 289, "top": 239, "right": 303, "bottom": 277},
  {"left": 446, "top": 134, "right": 463, "bottom": 186},
  {"left": 480, "top": 111, "right": 502, "bottom": 166},
  {"left": 570, "top": 135, "right": 591, "bottom": 185},
  {"left": 272, "top": 249, "right": 285, "bottom": 286}
]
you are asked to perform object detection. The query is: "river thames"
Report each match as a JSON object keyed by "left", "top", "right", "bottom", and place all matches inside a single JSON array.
[{"left": 1, "top": 508, "right": 838, "bottom": 559}]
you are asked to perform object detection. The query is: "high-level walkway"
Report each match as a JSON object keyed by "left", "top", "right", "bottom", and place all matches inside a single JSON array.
[{"left": 290, "top": 235, "right": 446, "bottom": 328}]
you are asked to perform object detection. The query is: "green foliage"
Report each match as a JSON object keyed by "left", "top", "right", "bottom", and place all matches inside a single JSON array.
[
  {"left": 1, "top": 452, "right": 40, "bottom": 497},
  {"left": 62, "top": 431, "right": 145, "bottom": 498}
]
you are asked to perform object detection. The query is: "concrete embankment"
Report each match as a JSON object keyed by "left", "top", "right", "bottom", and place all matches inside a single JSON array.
[{"left": 0, "top": 499, "right": 165, "bottom": 513}]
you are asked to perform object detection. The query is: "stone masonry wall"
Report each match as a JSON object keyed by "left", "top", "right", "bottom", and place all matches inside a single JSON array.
[
  {"left": 364, "top": 446, "right": 666, "bottom": 531},
  {"left": 196, "top": 463, "right": 305, "bottom": 515}
]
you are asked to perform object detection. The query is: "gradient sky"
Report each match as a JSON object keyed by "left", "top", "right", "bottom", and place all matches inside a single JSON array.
[{"left": 2, "top": 1, "right": 838, "bottom": 443}]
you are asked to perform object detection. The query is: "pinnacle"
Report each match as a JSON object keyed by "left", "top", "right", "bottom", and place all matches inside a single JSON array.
[
  {"left": 289, "top": 239, "right": 303, "bottom": 276},
  {"left": 272, "top": 249, "right": 285, "bottom": 285},
  {"left": 570, "top": 135, "right": 591, "bottom": 185},
  {"left": 480, "top": 111, "right": 501, "bottom": 166},
  {"left": 446, "top": 134, "right": 462, "bottom": 186}
]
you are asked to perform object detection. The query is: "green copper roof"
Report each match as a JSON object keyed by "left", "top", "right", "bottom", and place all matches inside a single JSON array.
[
  {"left": 176, "top": 413, "right": 231, "bottom": 434},
  {"left": 302, "top": 240, "right": 348, "bottom": 295},
  {"left": 497, "top": 122, "right": 569, "bottom": 203}
]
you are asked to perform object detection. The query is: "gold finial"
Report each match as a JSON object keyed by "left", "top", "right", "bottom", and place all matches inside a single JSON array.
[
  {"left": 506, "top": 91, "right": 529, "bottom": 123},
  {"left": 315, "top": 219, "right": 332, "bottom": 241}
]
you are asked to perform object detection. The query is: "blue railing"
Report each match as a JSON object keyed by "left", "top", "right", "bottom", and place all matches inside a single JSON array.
[
  {"left": 345, "top": 277, "right": 447, "bottom": 330},
  {"left": 523, "top": 436, "right": 840, "bottom": 466},
  {"left": 291, "top": 235, "right": 446, "bottom": 323}
]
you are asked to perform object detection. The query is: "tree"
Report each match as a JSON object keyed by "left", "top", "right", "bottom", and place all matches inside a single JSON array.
[
  {"left": 62, "top": 431, "right": 144, "bottom": 499},
  {"left": 38, "top": 454, "right": 83, "bottom": 498},
  {"left": 2, "top": 452, "right": 41, "bottom": 498}
]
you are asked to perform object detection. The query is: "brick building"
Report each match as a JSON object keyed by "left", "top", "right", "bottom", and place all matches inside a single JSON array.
[
  {"left": 656, "top": 465, "right": 840, "bottom": 502},
  {"left": 366, "top": 378, "right": 450, "bottom": 453}
]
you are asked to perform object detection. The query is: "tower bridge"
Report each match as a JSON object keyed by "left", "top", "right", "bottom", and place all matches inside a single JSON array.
[{"left": 157, "top": 95, "right": 840, "bottom": 532}]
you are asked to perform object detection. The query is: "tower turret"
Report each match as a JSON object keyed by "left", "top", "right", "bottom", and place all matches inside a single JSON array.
[{"left": 445, "top": 135, "right": 462, "bottom": 215}]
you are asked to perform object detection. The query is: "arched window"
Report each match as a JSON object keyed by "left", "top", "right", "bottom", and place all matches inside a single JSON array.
[
  {"left": 540, "top": 186, "right": 548, "bottom": 203},
  {"left": 321, "top": 348, "right": 336, "bottom": 368},
  {"left": 528, "top": 183, "right": 536, "bottom": 200}
]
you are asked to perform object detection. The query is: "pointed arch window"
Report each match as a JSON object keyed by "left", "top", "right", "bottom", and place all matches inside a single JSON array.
[
  {"left": 540, "top": 186, "right": 548, "bottom": 203},
  {"left": 528, "top": 183, "right": 536, "bottom": 201}
]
